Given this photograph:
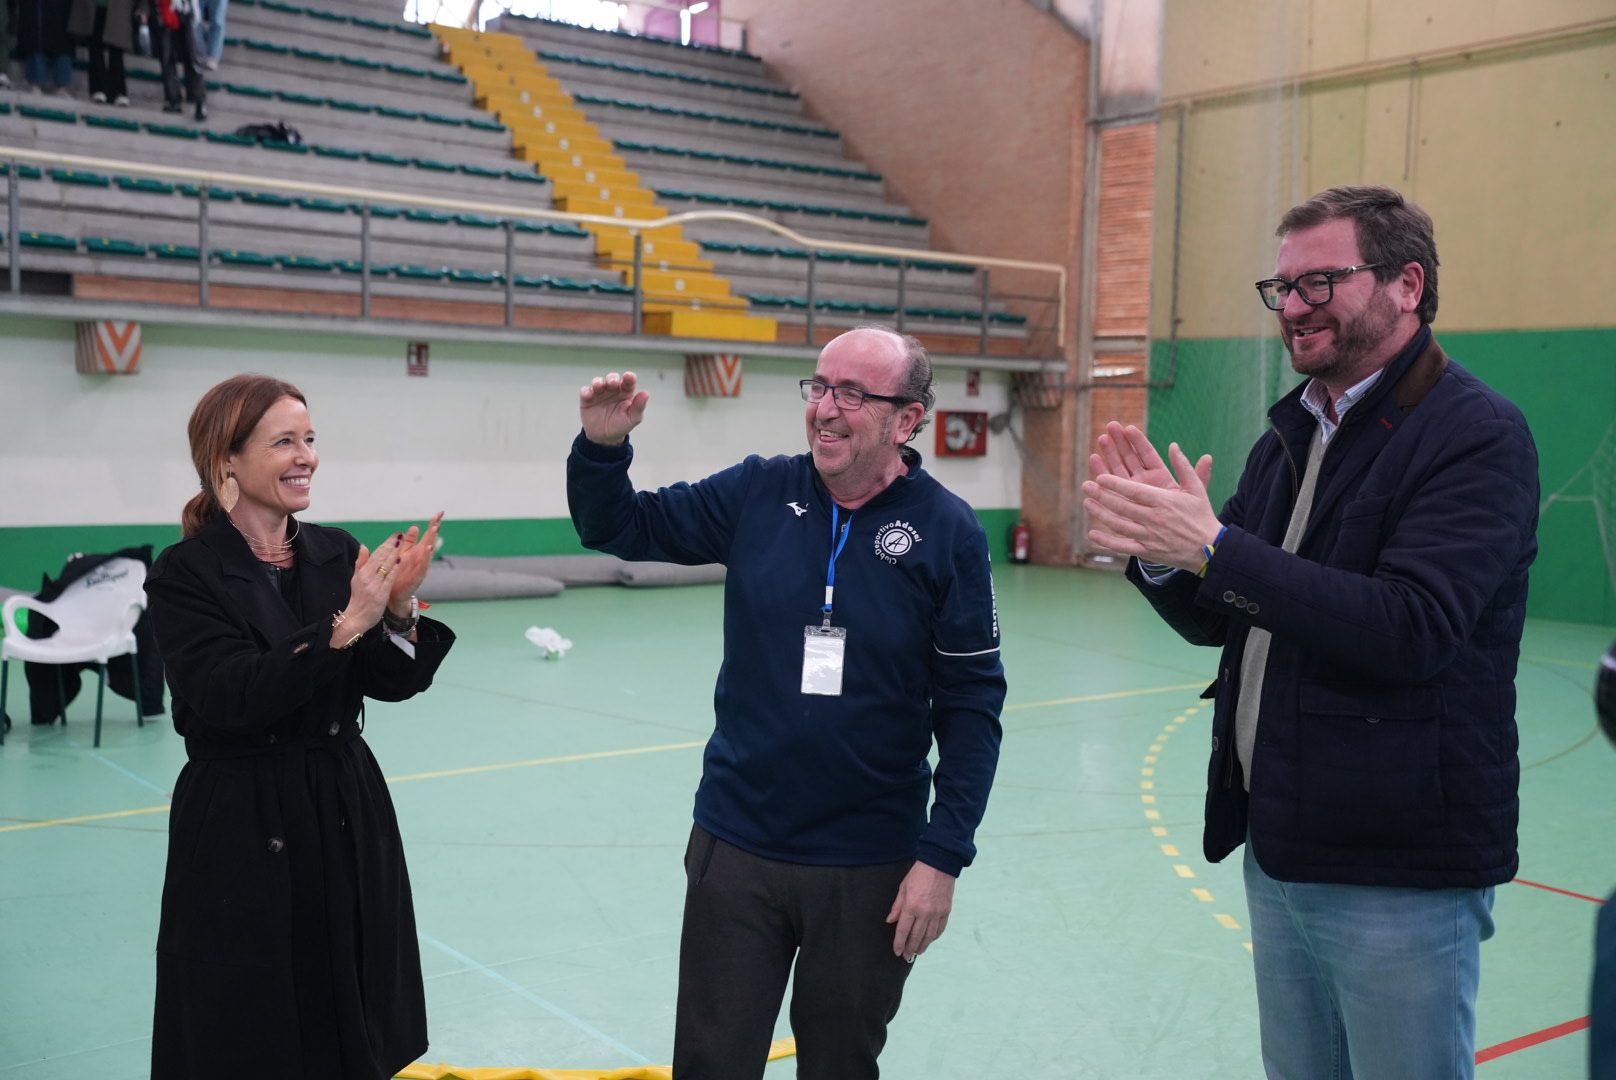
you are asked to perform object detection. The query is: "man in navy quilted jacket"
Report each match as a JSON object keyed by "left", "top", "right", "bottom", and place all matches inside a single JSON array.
[
  {"left": 568, "top": 326, "right": 1005, "bottom": 1080},
  {"left": 1085, "top": 186, "right": 1539, "bottom": 1079}
]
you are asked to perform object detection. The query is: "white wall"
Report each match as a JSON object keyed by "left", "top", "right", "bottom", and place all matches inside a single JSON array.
[{"left": 0, "top": 315, "right": 1021, "bottom": 528}]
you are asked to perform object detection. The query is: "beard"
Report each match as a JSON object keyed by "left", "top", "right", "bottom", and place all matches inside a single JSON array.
[{"left": 1283, "top": 284, "right": 1402, "bottom": 383}]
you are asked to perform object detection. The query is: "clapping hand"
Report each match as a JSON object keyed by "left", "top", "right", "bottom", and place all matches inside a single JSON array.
[
  {"left": 579, "top": 371, "right": 650, "bottom": 447},
  {"left": 1083, "top": 422, "right": 1222, "bottom": 571}
]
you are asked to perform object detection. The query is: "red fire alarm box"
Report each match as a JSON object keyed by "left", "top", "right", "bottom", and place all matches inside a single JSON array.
[{"left": 936, "top": 410, "right": 988, "bottom": 457}]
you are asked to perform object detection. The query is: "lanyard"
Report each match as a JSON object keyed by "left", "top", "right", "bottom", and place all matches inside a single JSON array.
[{"left": 822, "top": 504, "right": 853, "bottom": 627}]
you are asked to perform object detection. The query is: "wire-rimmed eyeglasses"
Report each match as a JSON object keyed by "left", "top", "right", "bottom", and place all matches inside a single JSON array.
[
  {"left": 799, "top": 379, "right": 913, "bottom": 410},
  {"left": 1254, "top": 264, "right": 1380, "bottom": 311}
]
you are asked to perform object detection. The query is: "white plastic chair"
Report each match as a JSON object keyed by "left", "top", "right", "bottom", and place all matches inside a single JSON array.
[{"left": 0, "top": 557, "right": 147, "bottom": 748}]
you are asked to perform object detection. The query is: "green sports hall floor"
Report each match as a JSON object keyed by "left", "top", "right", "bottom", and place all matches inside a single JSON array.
[{"left": 1, "top": 565, "right": 1611, "bottom": 1079}]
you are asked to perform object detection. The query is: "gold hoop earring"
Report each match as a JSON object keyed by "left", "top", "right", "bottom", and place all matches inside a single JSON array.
[{"left": 218, "top": 474, "right": 240, "bottom": 514}]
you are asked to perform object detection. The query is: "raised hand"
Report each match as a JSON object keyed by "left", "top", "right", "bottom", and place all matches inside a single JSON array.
[
  {"left": 579, "top": 370, "right": 650, "bottom": 447},
  {"left": 1091, "top": 421, "right": 1211, "bottom": 492},
  {"left": 388, "top": 512, "right": 443, "bottom": 615}
]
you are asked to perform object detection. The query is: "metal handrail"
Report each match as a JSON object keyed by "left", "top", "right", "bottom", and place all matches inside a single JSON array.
[{"left": 0, "top": 143, "right": 1068, "bottom": 348}]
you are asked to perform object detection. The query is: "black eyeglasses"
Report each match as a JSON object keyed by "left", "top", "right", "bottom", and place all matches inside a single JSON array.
[
  {"left": 1254, "top": 264, "right": 1380, "bottom": 311},
  {"left": 800, "top": 379, "right": 912, "bottom": 410}
]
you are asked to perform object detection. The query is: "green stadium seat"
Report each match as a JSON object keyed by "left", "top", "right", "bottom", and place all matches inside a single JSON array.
[
  {"left": 364, "top": 151, "right": 410, "bottom": 167},
  {"left": 448, "top": 269, "right": 500, "bottom": 284},
  {"left": 504, "top": 169, "right": 546, "bottom": 184},
  {"left": 458, "top": 164, "right": 504, "bottom": 179},
  {"left": 21, "top": 105, "right": 78, "bottom": 123},
  {"left": 84, "top": 237, "right": 148, "bottom": 257},
  {"left": 225, "top": 82, "right": 274, "bottom": 98},
  {"left": 243, "top": 39, "right": 291, "bottom": 54},
  {"left": 548, "top": 223, "right": 589, "bottom": 238},
  {"left": 85, "top": 114, "right": 140, "bottom": 131},
  {"left": 214, "top": 249, "right": 277, "bottom": 266},
  {"left": 49, "top": 169, "right": 111, "bottom": 188},
  {"left": 384, "top": 63, "right": 429, "bottom": 78},
  {"left": 395, "top": 265, "right": 448, "bottom": 280},
  {"left": 278, "top": 255, "right": 335, "bottom": 271},
  {"left": 205, "top": 132, "right": 256, "bottom": 146},
  {"left": 421, "top": 112, "right": 464, "bottom": 126},
  {"left": 378, "top": 106, "right": 422, "bottom": 120},
  {"left": 290, "top": 47, "right": 335, "bottom": 63},
  {"left": 339, "top": 57, "right": 382, "bottom": 70},
  {"left": 313, "top": 145, "right": 363, "bottom": 160},
  {"left": 151, "top": 243, "right": 200, "bottom": 260},
  {"left": 296, "top": 197, "right": 348, "bottom": 214},
  {"left": 263, "top": 140, "right": 309, "bottom": 154},
  {"left": 547, "top": 277, "right": 593, "bottom": 291},
  {"left": 427, "top": 71, "right": 468, "bottom": 84},
  {"left": 178, "top": 184, "right": 237, "bottom": 200},
  {"left": 327, "top": 99, "right": 374, "bottom": 114},
  {"left": 466, "top": 119, "right": 506, "bottom": 132},
  {"left": 117, "top": 176, "right": 176, "bottom": 195},
  {"left": 404, "top": 209, "right": 452, "bottom": 224},
  {"left": 452, "top": 214, "right": 501, "bottom": 229},
  {"left": 412, "top": 158, "right": 458, "bottom": 173},
  {"left": 349, "top": 16, "right": 390, "bottom": 30},
  {"left": 241, "top": 192, "right": 294, "bottom": 206},
  {"left": 277, "top": 90, "right": 326, "bottom": 106},
  {"left": 513, "top": 273, "right": 551, "bottom": 288},
  {"left": 145, "top": 123, "right": 200, "bottom": 139},
  {"left": 365, "top": 205, "right": 403, "bottom": 219}
]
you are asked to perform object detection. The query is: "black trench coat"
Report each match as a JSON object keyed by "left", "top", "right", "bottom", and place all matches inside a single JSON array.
[{"left": 144, "top": 515, "right": 455, "bottom": 1080}]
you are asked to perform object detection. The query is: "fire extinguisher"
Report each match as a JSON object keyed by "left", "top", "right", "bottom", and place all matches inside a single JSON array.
[{"left": 1010, "top": 521, "right": 1031, "bottom": 564}]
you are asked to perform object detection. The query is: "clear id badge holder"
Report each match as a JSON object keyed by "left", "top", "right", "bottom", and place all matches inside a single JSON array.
[{"left": 802, "top": 624, "right": 847, "bottom": 696}]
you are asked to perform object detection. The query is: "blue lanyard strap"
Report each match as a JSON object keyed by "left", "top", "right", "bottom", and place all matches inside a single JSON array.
[{"left": 823, "top": 504, "right": 853, "bottom": 621}]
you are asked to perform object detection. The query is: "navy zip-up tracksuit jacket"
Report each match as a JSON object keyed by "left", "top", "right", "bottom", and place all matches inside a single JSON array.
[{"left": 568, "top": 434, "right": 1006, "bottom": 877}]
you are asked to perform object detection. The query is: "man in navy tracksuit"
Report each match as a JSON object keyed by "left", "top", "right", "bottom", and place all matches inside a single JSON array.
[
  {"left": 1084, "top": 187, "right": 1539, "bottom": 1079},
  {"left": 567, "top": 326, "right": 1005, "bottom": 1080}
]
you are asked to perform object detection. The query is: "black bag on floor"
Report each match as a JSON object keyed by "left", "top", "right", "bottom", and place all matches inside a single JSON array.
[{"left": 234, "top": 121, "right": 304, "bottom": 145}]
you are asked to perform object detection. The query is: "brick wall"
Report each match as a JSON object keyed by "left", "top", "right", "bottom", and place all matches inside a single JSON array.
[{"left": 726, "top": 0, "right": 1092, "bottom": 561}]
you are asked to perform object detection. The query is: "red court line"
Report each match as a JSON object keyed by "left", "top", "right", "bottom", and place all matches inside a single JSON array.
[
  {"left": 1513, "top": 877, "right": 1607, "bottom": 904},
  {"left": 1475, "top": 1016, "right": 1589, "bottom": 1064}
]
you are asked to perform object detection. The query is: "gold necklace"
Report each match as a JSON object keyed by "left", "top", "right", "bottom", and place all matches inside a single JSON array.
[{"left": 230, "top": 516, "right": 300, "bottom": 563}]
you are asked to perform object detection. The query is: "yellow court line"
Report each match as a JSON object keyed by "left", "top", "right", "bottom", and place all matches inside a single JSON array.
[
  {"left": 2, "top": 739, "right": 708, "bottom": 835},
  {"left": 1004, "top": 681, "right": 1206, "bottom": 711},
  {"left": 0, "top": 804, "right": 169, "bottom": 834},
  {"left": 1520, "top": 653, "right": 1599, "bottom": 671},
  {"left": 387, "top": 740, "right": 707, "bottom": 784}
]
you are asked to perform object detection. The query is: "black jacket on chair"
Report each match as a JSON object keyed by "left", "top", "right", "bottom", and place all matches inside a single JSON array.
[
  {"left": 1128, "top": 329, "right": 1539, "bottom": 889},
  {"left": 24, "top": 545, "right": 165, "bottom": 723},
  {"left": 144, "top": 515, "right": 454, "bottom": 1080}
]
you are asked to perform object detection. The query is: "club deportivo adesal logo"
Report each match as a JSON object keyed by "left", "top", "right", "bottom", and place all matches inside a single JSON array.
[{"left": 875, "top": 520, "right": 922, "bottom": 564}]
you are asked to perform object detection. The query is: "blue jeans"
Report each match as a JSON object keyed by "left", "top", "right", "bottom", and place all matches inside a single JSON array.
[
  {"left": 201, "top": 0, "right": 229, "bottom": 61},
  {"left": 1594, "top": 893, "right": 1616, "bottom": 1080},
  {"left": 1244, "top": 842, "right": 1495, "bottom": 1080},
  {"left": 25, "top": 53, "right": 73, "bottom": 89}
]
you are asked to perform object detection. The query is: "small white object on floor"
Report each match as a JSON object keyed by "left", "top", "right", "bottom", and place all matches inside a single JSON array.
[{"left": 524, "top": 626, "right": 573, "bottom": 659}]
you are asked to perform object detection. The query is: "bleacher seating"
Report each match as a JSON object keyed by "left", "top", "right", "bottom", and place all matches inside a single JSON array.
[{"left": 0, "top": 0, "right": 1030, "bottom": 342}]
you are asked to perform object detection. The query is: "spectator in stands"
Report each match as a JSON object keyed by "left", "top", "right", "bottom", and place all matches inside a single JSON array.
[
  {"left": 15, "top": 0, "right": 74, "bottom": 96},
  {"left": 69, "top": 0, "right": 134, "bottom": 106},
  {"left": 144, "top": 0, "right": 205, "bottom": 120},
  {"left": 146, "top": 375, "right": 453, "bottom": 1080},
  {"left": 0, "top": 0, "right": 15, "bottom": 89},
  {"left": 197, "top": 0, "right": 223, "bottom": 70}
]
